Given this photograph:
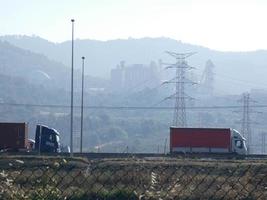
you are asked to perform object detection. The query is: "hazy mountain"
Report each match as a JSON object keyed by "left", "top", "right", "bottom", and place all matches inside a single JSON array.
[
  {"left": 0, "top": 40, "right": 107, "bottom": 92},
  {"left": 0, "top": 40, "right": 69, "bottom": 89},
  {"left": 1, "top": 35, "right": 267, "bottom": 94}
]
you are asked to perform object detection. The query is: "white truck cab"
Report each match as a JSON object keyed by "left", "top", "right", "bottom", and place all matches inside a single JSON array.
[{"left": 231, "top": 129, "right": 247, "bottom": 155}]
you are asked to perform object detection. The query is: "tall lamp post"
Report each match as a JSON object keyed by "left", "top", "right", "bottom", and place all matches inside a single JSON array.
[
  {"left": 70, "top": 19, "right": 75, "bottom": 157},
  {"left": 80, "top": 56, "right": 85, "bottom": 153}
]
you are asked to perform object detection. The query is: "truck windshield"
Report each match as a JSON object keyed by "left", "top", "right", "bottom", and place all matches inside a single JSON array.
[
  {"left": 56, "top": 135, "right": 59, "bottom": 142},
  {"left": 235, "top": 140, "right": 243, "bottom": 148}
]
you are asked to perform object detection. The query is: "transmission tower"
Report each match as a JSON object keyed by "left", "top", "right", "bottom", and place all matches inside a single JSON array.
[
  {"left": 238, "top": 92, "right": 258, "bottom": 153},
  {"left": 163, "top": 51, "right": 196, "bottom": 127},
  {"left": 241, "top": 93, "right": 251, "bottom": 144}
]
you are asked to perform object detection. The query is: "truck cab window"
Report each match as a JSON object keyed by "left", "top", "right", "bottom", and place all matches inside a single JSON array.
[
  {"left": 49, "top": 135, "right": 53, "bottom": 141},
  {"left": 235, "top": 140, "right": 243, "bottom": 149}
]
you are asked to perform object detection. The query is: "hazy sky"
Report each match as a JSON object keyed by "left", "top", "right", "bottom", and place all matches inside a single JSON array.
[{"left": 1, "top": 0, "right": 267, "bottom": 51}]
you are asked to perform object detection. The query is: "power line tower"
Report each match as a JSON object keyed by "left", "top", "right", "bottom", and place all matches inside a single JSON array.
[
  {"left": 238, "top": 92, "right": 258, "bottom": 153},
  {"left": 163, "top": 51, "right": 196, "bottom": 127},
  {"left": 241, "top": 93, "right": 251, "bottom": 145}
]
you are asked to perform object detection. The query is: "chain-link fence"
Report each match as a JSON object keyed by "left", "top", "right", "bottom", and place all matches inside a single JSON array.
[{"left": 0, "top": 156, "right": 267, "bottom": 200}]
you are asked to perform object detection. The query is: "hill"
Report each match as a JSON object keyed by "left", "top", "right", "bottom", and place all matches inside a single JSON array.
[
  {"left": 1, "top": 35, "right": 267, "bottom": 94},
  {"left": 0, "top": 40, "right": 107, "bottom": 92}
]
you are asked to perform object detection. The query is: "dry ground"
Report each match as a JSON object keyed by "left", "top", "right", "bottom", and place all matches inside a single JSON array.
[{"left": 0, "top": 155, "right": 266, "bottom": 199}]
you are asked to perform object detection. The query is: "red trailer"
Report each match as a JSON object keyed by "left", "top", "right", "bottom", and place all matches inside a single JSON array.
[
  {"left": 170, "top": 127, "right": 247, "bottom": 154},
  {"left": 0, "top": 122, "right": 29, "bottom": 151}
]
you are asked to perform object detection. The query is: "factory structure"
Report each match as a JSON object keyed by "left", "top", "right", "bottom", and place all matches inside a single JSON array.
[
  {"left": 110, "top": 60, "right": 162, "bottom": 92},
  {"left": 109, "top": 59, "right": 216, "bottom": 97}
]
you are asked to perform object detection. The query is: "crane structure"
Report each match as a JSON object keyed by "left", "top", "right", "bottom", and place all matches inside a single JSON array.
[
  {"left": 163, "top": 51, "right": 196, "bottom": 127},
  {"left": 200, "top": 60, "right": 215, "bottom": 95}
]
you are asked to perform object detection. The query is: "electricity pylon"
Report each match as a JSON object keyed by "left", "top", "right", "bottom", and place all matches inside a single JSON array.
[
  {"left": 238, "top": 92, "right": 259, "bottom": 153},
  {"left": 163, "top": 51, "right": 196, "bottom": 127}
]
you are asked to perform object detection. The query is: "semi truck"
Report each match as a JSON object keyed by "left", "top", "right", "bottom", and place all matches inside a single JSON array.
[
  {"left": 35, "top": 124, "right": 60, "bottom": 153},
  {"left": 170, "top": 127, "right": 247, "bottom": 155},
  {"left": 0, "top": 122, "right": 60, "bottom": 153}
]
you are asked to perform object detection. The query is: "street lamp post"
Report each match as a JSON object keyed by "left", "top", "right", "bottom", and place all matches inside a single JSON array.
[
  {"left": 80, "top": 56, "right": 85, "bottom": 153},
  {"left": 70, "top": 19, "right": 75, "bottom": 157}
]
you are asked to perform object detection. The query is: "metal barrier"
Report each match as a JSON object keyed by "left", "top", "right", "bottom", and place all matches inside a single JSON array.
[{"left": 0, "top": 157, "right": 266, "bottom": 199}]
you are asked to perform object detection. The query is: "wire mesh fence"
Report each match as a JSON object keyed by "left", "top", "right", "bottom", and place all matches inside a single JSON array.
[{"left": 0, "top": 157, "right": 267, "bottom": 200}]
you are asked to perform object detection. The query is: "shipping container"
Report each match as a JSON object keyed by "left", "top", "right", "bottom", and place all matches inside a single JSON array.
[
  {"left": 0, "top": 122, "right": 28, "bottom": 150},
  {"left": 170, "top": 127, "right": 247, "bottom": 154}
]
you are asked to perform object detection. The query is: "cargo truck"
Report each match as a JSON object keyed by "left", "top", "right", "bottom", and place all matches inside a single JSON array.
[
  {"left": 0, "top": 122, "right": 60, "bottom": 153},
  {"left": 170, "top": 127, "right": 247, "bottom": 155}
]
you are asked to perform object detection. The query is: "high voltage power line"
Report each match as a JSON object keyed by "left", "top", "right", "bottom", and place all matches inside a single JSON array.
[
  {"left": 1, "top": 102, "right": 267, "bottom": 110},
  {"left": 163, "top": 51, "right": 196, "bottom": 127}
]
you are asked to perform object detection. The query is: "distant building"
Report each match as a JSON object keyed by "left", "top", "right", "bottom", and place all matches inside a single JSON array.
[
  {"left": 110, "top": 61, "right": 126, "bottom": 91},
  {"left": 110, "top": 61, "right": 161, "bottom": 92}
]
